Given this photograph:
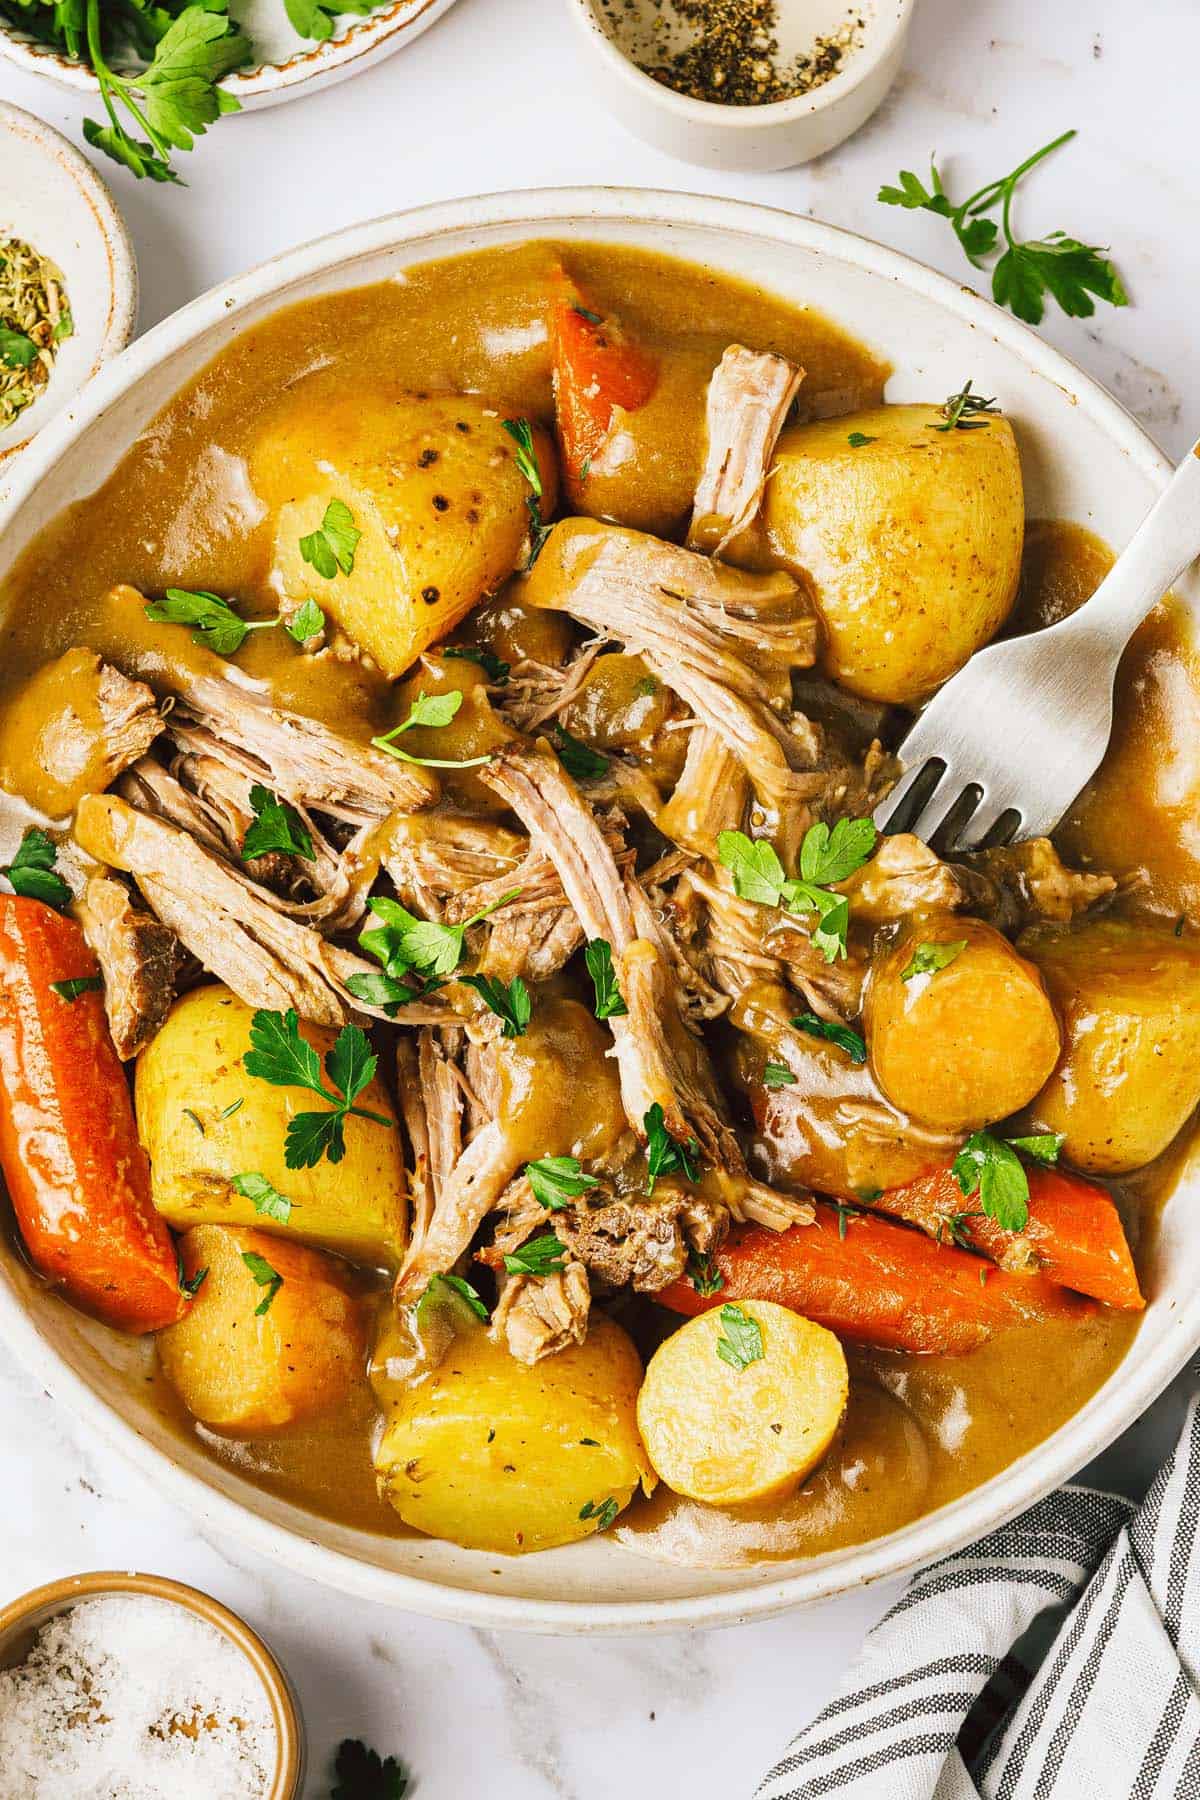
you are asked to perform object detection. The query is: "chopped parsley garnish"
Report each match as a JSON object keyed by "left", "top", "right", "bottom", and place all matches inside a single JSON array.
[
  {"left": 579, "top": 1496, "right": 620, "bottom": 1531},
  {"left": 443, "top": 645, "right": 511, "bottom": 684},
  {"left": 879, "top": 130, "right": 1128, "bottom": 325},
  {"left": 286, "top": 599, "right": 325, "bottom": 644},
  {"left": 220, "top": 1097, "right": 245, "bottom": 1120},
  {"left": 231, "top": 1170, "right": 293, "bottom": 1225},
  {"left": 716, "top": 817, "right": 876, "bottom": 962},
  {"left": 573, "top": 305, "right": 603, "bottom": 324},
  {"left": 715, "top": 1302, "right": 764, "bottom": 1371},
  {"left": 2, "top": 828, "right": 71, "bottom": 911},
  {"left": 460, "top": 972, "right": 531, "bottom": 1038},
  {"left": 144, "top": 588, "right": 277, "bottom": 656},
  {"left": 418, "top": 1271, "right": 489, "bottom": 1324},
  {"left": 634, "top": 675, "right": 659, "bottom": 697},
  {"left": 763, "top": 1060, "right": 796, "bottom": 1088},
  {"left": 343, "top": 971, "right": 422, "bottom": 1014},
  {"left": 0, "top": 326, "right": 37, "bottom": 370},
  {"left": 525, "top": 1155, "right": 600, "bottom": 1211},
  {"left": 299, "top": 499, "right": 360, "bottom": 580},
  {"left": 932, "top": 382, "right": 1000, "bottom": 433},
  {"left": 553, "top": 723, "right": 609, "bottom": 781},
  {"left": 175, "top": 1245, "right": 208, "bottom": 1299},
  {"left": 241, "top": 784, "right": 314, "bottom": 862},
  {"left": 502, "top": 417, "right": 553, "bottom": 568},
  {"left": 243, "top": 1009, "right": 390, "bottom": 1169},
  {"left": 1007, "top": 1132, "right": 1066, "bottom": 1166},
  {"left": 584, "top": 938, "right": 627, "bottom": 1019},
  {"left": 687, "top": 1248, "right": 725, "bottom": 1297},
  {"left": 241, "top": 1250, "right": 284, "bottom": 1315},
  {"left": 644, "top": 1102, "right": 700, "bottom": 1195},
  {"left": 792, "top": 1012, "right": 867, "bottom": 1064},
  {"left": 331, "top": 1736, "right": 408, "bottom": 1800},
  {"left": 847, "top": 431, "right": 877, "bottom": 447},
  {"left": 832, "top": 1200, "right": 861, "bottom": 1241},
  {"left": 370, "top": 688, "right": 494, "bottom": 769},
  {"left": 49, "top": 974, "right": 103, "bottom": 1002},
  {"left": 503, "top": 1232, "right": 568, "bottom": 1277},
  {"left": 357, "top": 890, "right": 518, "bottom": 990},
  {"left": 901, "top": 938, "right": 967, "bottom": 981},
  {"left": 952, "top": 1130, "right": 1062, "bottom": 1233}
]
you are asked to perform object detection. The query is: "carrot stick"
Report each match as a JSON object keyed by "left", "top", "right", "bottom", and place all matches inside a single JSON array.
[
  {"left": 658, "top": 1205, "right": 1091, "bottom": 1356},
  {"left": 868, "top": 1163, "right": 1144, "bottom": 1312},
  {"left": 550, "top": 280, "right": 658, "bottom": 499},
  {"left": 0, "top": 895, "right": 183, "bottom": 1333}
]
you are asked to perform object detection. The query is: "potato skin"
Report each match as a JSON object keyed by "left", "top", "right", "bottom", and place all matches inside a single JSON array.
[
  {"left": 865, "top": 915, "right": 1061, "bottom": 1133},
  {"left": 761, "top": 404, "right": 1023, "bottom": 703},
  {"left": 254, "top": 390, "right": 557, "bottom": 678},
  {"left": 372, "top": 1314, "right": 651, "bottom": 1554},
  {"left": 158, "top": 1223, "right": 366, "bottom": 1436},
  {"left": 1020, "top": 919, "right": 1200, "bottom": 1174},
  {"left": 135, "top": 985, "right": 407, "bottom": 1266},
  {"left": 637, "top": 1300, "right": 848, "bottom": 1506}
]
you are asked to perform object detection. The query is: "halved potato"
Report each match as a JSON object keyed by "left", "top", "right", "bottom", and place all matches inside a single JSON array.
[
  {"left": 372, "top": 1312, "right": 651, "bottom": 1554},
  {"left": 253, "top": 388, "right": 557, "bottom": 678},
  {"left": 135, "top": 985, "right": 407, "bottom": 1266},
  {"left": 761, "top": 403, "right": 1024, "bottom": 703},
  {"left": 159, "top": 1223, "right": 366, "bottom": 1435},
  {"left": 637, "top": 1300, "right": 848, "bottom": 1506}
]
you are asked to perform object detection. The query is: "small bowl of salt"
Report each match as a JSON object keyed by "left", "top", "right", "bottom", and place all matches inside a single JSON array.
[{"left": 0, "top": 1571, "right": 304, "bottom": 1799}]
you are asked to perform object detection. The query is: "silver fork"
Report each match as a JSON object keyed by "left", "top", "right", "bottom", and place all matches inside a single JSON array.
[{"left": 874, "top": 440, "right": 1200, "bottom": 850}]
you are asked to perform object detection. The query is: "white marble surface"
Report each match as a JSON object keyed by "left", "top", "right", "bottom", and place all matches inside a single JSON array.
[{"left": 2, "top": 0, "right": 1200, "bottom": 1793}]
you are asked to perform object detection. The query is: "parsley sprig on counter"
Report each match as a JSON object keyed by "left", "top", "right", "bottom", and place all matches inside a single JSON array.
[
  {"left": 243, "top": 1008, "right": 391, "bottom": 1169},
  {"left": 331, "top": 1737, "right": 408, "bottom": 1800},
  {"left": 717, "top": 817, "right": 876, "bottom": 963},
  {"left": 879, "top": 130, "right": 1128, "bottom": 325}
]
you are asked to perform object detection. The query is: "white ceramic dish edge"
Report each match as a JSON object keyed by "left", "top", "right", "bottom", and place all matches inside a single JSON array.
[{"left": 0, "top": 186, "right": 1194, "bottom": 1633}]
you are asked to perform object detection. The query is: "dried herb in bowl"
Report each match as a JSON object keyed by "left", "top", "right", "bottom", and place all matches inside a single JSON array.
[
  {"left": 624, "top": 0, "right": 863, "bottom": 107},
  {"left": 0, "top": 236, "right": 72, "bottom": 431}
]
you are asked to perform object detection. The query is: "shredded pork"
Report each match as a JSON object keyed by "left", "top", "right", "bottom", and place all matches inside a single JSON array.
[{"left": 689, "top": 345, "right": 804, "bottom": 554}]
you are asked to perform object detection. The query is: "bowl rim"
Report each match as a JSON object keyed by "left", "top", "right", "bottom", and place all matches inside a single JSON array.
[
  {"left": 565, "top": 0, "right": 915, "bottom": 129},
  {"left": 0, "top": 184, "right": 1190, "bottom": 1632},
  {"left": 0, "top": 1569, "right": 304, "bottom": 1796}
]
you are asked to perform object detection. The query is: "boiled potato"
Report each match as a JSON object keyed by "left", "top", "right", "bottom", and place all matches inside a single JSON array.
[
  {"left": 253, "top": 388, "right": 557, "bottom": 678},
  {"left": 637, "top": 1301, "right": 848, "bottom": 1506},
  {"left": 136, "top": 985, "right": 407, "bottom": 1266},
  {"left": 372, "top": 1312, "right": 651, "bottom": 1553},
  {"left": 1020, "top": 919, "right": 1200, "bottom": 1174},
  {"left": 159, "top": 1224, "right": 366, "bottom": 1435},
  {"left": 865, "top": 915, "right": 1061, "bottom": 1133},
  {"left": 761, "top": 404, "right": 1023, "bottom": 703}
]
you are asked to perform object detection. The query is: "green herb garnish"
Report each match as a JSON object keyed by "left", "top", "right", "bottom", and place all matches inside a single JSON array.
[
  {"left": 717, "top": 817, "right": 876, "bottom": 963},
  {"left": 525, "top": 1155, "right": 600, "bottom": 1211},
  {"left": 502, "top": 417, "right": 553, "bottom": 568},
  {"left": 145, "top": 588, "right": 277, "bottom": 657},
  {"left": 418, "top": 1271, "right": 489, "bottom": 1325},
  {"left": 243, "top": 1009, "right": 390, "bottom": 1170},
  {"left": 443, "top": 645, "right": 510, "bottom": 684},
  {"left": 763, "top": 1061, "right": 796, "bottom": 1088},
  {"left": 644, "top": 1102, "right": 700, "bottom": 1195},
  {"left": 240, "top": 1249, "right": 284, "bottom": 1315},
  {"left": 932, "top": 382, "right": 1000, "bottom": 433},
  {"left": 847, "top": 431, "right": 877, "bottom": 447},
  {"left": 370, "top": 689, "right": 494, "bottom": 769},
  {"left": 715, "top": 1302, "right": 764, "bottom": 1371},
  {"left": 49, "top": 974, "right": 103, "bottom": 1002},
  {"left": 175, "top": 1245, "right": 208, "bottom": 1299},
  {"left": 584, "top": 938, "right": 628, "bottom": 1019},
  {"left": 231, "top": 1170, "right": 293, "bottom": 1224},
  {"left": 331, "top": 1737, "right": 408, "bottom": 1800},
  {"left": 792, "top": 1012, "right": 867, "bottom": 1064},
  {"left": 879, "top": 131, "right": 1128, "bottom": 325},
  {"left": 503, "top": 1232, "right": 568, "bottom": 1277},
  {"left": 553, "top": 723, "right": 609, "bottom": 781},
  {"left": 357, "top": 889, "right": 519, "bottom": 988},
  {"left": 687, "top": 1248, "right": 725, "bottom": 1297},
  {"left": 2, "top": 828, "right": 70, "bottom": 911},
  {"left": 460, "top": 972, "right": 531, "bottom": 1039},
  {"left": 286, "top": 599, "right": 325, "bottom": 644},
  {"left": 901, "top": 939, "right": 967, "bottom": 981},
  {"left": 952, "top": 1129, "right": 1064, "bottom": 1234},
  {"left": 241, "top": 784, "right": 314, "bottom": 863},
  {"left": 299, "top": 498, "right": 360, "bottom": 579},
  {"left": 579, "top": 1496, "right": 620, "bottom": 1531}
]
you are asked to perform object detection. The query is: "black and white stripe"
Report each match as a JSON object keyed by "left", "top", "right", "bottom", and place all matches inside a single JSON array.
[{"left": 757, "top": 1393, "right": 1200, "bottom": 1800}]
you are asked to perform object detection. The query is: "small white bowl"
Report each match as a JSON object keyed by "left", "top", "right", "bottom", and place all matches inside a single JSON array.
[
  {"left": 0, "top": 104, "right": 137, "bottom": 463},
  {"left": 567, "top": 0, "right": 912, "bottom": 171}
]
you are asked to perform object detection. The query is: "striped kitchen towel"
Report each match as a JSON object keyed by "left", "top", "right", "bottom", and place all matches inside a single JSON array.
[{"left": 758, "top": 1390, "right": 1200, "bottom": 1799}]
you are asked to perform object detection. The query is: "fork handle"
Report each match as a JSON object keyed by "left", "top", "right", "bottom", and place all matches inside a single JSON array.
[{"left": 1064, "top": 439, "right": 1200, "bottom": 645}]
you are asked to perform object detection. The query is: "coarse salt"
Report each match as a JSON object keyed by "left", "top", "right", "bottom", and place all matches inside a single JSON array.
[{"left": 0, "top": 1594, "right": 275, "bottom": 1799}]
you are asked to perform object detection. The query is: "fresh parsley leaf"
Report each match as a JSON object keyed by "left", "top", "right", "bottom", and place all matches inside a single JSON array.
[
  {"left": 241, "top": 1249, "right": 284, "bottom": 1315},
  {"left": 952, "top": 1131, "right": 1030, "bottom": 1232},
  {"left": 358, "top": 890, "right": 519, "bottom": 986},
  {"left": 847, "top": 431, "right": 876, "bottom": 447},
  {"left": 879, "top": 131, "right": 1127, "bottom": 325},
  {"left": 932, "top": 381, "right": 1000, "bottom": 432},
  {"left": 243, "top": 1009, "right": 390, "bottom": 1170},
  {"left": 418, "top": 1271, "right": 489, "bottom": 1325},
  {"left": 0, "top": 326, "right": 37, "bottom": 370},
  {"left": 331, "top": 1738, "right": 408, "bottom": 1800},
  {"left": 502, "top": 416, "right": 553, "bottom": 567},
  {"left": 799, "top": 817, "right": 878, "bottom": 885},
  {"left": 232, "top": 1170, "right": 293, "bottom": 1225},
  {"left": 145, "top": 588, "right": 276, "bottom": 656},
  {"left": 584, "top": 938, "right": 627, "bottom": 1019},
  {"left": 175, "top": 1244, "right": 208, "bottom": 1299},
  {"left": 525, "top": 1155, "right": 599, "bottom": 1211},
  {"left": 717, "top": 820, "right": 875, "bottom": 964},
  {"left": 220, "top": 1097, "right": 245, "bottom": 1120},
  {"left": 762, "top": 1060, "right": 797, "bottom": 1088},
  {"left": 1006, "top": 1132, "right": 1064, "bottom": 1167},
  {"left": 716, "top": 830, "right": 789, "bottom": 907},
  {"left": 715, "top": 1302, "right": 764, "bottom": 1371},
  {"left": 370, "top": 688, "right": 494, "bottom": 769},
  {"left": 300, "top": 499, "right": 360, "bottom": 579},
  {"left": 283, "top": 0, "right": 373, "bottom": 43},
  {"left": 344, "top": 970, "right": 421, "bottom": 1014},
  {"left": 644, "top": 1102, "right": 700, "bottom": 1195},
  {"left": 578, "top": 1496, "right": 620, "bottom": 1531},
  {"left": 241, "top": 785, "right": 315, "bottom": 862},
  {"left": 687, "top": 1248, "right": 725, "bottom": 1297},
  {"left": 503, "top": 1232, "right": 568, "bottom": 1277},
  {"left": 49, "top": 974, "right": 103, "bottom": 1002},
  {"left": 634, "top": 674, "right": 658, "bottom": 697},
  {"left": 901, "top": 938, "right": 967, "bottom": 981},
  {"left": 287, "top": 599, "right": 325, "bottom": 644},
  {"left": 443, "top": 645, "right": 511, "bottom": 684},
  {"left": 792, "top": 1012, "right": 867, "bottom": 1064},
  {"left": 52, "top": 307, "right": 74, "bottom": 345},
  {"left": 553, "top": 723, "right": 609, "bottom": 781},
  {"left": 460, "top": 972, "right": 531, "bottom": 1038},
  {"left": 2, "top": 828, "right": 71, "bottom": 911}
]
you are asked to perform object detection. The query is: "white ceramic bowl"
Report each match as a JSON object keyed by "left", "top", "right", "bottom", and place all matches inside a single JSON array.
[
  {"left": 0, "top": 103, "right": 136, "bottom": 462},
  {"left": 0, "top": 188, "right": 1196, "bottom": 1633},
  {"left": 566, "top": 0, "right": 913, "bottom": 171},
  {"left": 0, "top": 0, "right": 461, "bottom": 111}
]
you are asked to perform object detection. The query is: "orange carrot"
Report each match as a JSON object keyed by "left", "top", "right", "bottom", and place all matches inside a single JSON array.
[
  {"left": 658, "top": 1205, "right": 1091, "bottom": 1356},
  {"left": 550, "top": 280, "right": 658, "bottom": 497},
  {"left": 869, "top": 1163, "right": 1144, "bottom": 1312},
  {"left": 0, "top": 895, "right": 183, "bottom": 1333}
]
